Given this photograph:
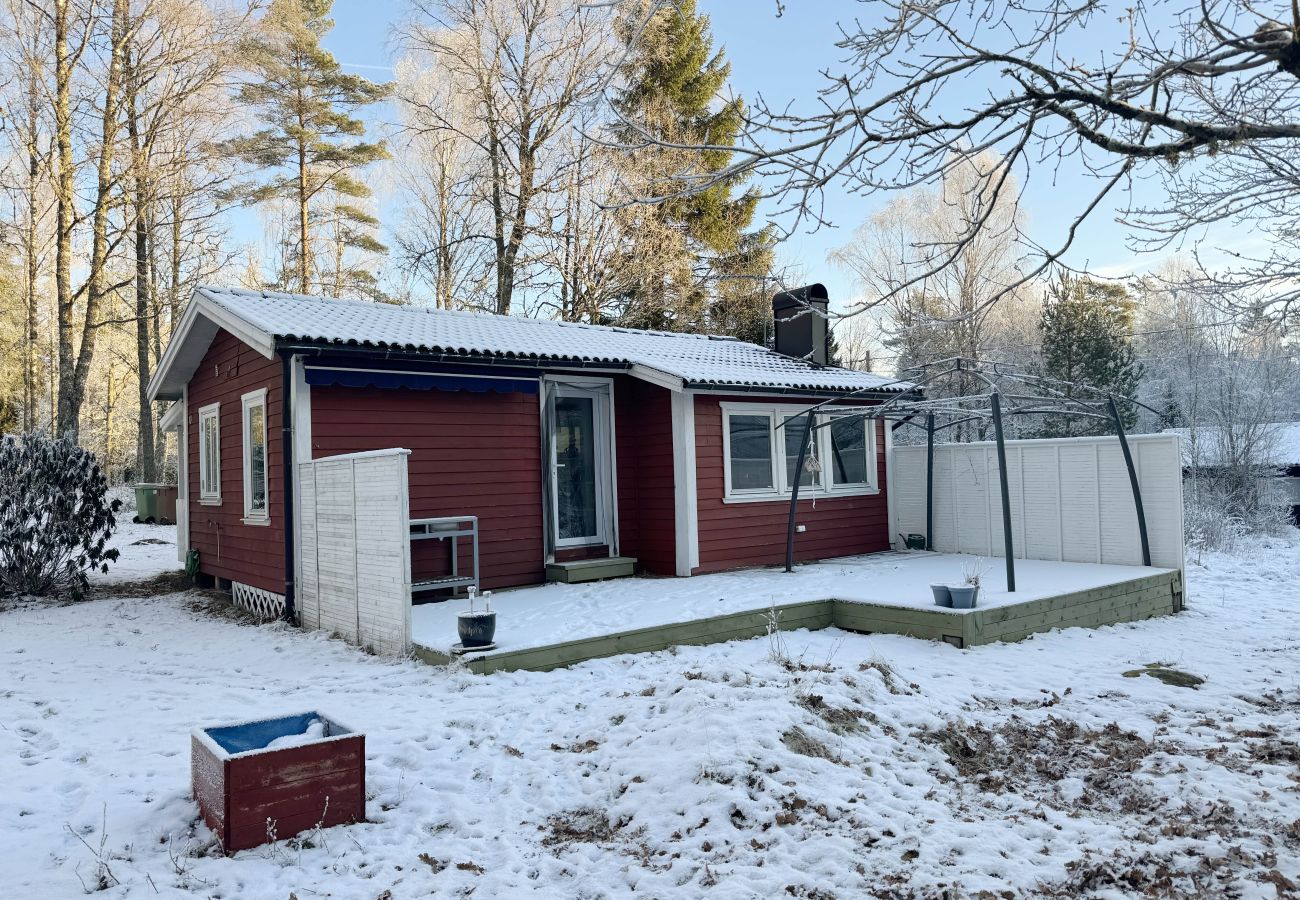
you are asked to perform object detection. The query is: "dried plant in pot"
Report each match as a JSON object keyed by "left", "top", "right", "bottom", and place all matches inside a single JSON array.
[
  {"left": 457, "top": 587, "right": 496, "bottom": 648},
  {"left": 949, "top": 559, "right": 989, "bottom": 610}
]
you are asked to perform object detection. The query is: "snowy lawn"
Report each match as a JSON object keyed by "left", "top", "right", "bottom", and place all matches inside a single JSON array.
[
  {"left": 412, "top": 552, "right": 1173, "bottom": 653},
  {"left": 1, "top": 535, "right": 1298, "bottom": 898}
]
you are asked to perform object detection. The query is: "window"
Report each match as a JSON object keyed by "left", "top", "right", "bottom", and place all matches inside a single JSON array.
[
  {"left": 242, "top": 389, "right": 269, "bottom": 522},
  {"left": 727, "top": 413, "right": 776, "bottom": 492},
  {"left": 721, "top": 403, "right": 878, "bottom": 501},
  {"left": 782, "top": 414, "right": 821, "bottom": 490},
  {"left": 825, "top": 416, "right": 872, "bottom": 488},
  {"left": 198, "top": 403, "right": 221, "bottom": 504}
]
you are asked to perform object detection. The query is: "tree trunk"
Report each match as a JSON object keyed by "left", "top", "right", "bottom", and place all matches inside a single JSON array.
[
  {"left": 67, "top": 0, "right": 130, "bottom": 439},
  {"left": 53, "top": 0, "right": 76, "bottom": 438},
  {"left": 23, "top": 41, "right": 40, "bottom": 434},
  {"left": 127, "top": 53, "right": 157, "bottom": 481}
]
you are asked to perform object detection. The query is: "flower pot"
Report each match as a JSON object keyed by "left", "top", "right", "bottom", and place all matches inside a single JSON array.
[
  {"left": 457, "top": 611, "right": 497, "bottom": 648},
  {"left": 930, "top": 584, "right": 953, "bottom": 607},
  {"left": 949, "top": 585, "right": 979, "bottom": 609}
]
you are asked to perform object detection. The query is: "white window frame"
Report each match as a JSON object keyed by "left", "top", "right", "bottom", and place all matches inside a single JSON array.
[
  {"left": 198, "top": 402, "right": 221, "bottom": 505},
  {"left": 241, "top": 388, "right": 270, "bottom": 524},
  {"left": 721, "top": 402, "right": 878, "bottom": 503}
]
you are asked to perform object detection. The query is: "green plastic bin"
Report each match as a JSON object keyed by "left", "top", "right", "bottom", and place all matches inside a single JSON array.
[{"left": 133, "top": 483, "right": 163, "bottom": 523}]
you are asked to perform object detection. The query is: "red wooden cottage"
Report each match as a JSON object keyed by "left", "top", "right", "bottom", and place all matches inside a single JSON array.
[{"left": 149, "top": 285, "right": 909, "bottom": 619}]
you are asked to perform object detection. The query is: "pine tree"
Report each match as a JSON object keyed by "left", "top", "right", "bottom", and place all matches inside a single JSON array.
[
  {"left": 226, "top": 0, "right": 389, "bottom": 298},
  {"left": 1037, "top": 273, "right": 1144, "bottom": 436},
  {"left": 613, "top": 0, "right": 773, "bottom": 337}
]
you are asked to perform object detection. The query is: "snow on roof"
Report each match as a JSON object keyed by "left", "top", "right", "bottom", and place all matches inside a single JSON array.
[
  {"left": 1163, "top": 422, "right": 1300, "bottom": 467},
  {"left": 155, "top": 286, "right": 909, "bottom": 399}
]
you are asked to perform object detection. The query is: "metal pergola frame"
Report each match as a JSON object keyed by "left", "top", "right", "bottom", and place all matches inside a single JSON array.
[{"left": 776, "top": 358, "right": 1163, "bottom": 591}]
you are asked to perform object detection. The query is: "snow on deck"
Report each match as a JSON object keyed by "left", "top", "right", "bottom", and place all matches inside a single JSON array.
[{"left": 410, "top": 552, "right": 1172, "bottom": 653}]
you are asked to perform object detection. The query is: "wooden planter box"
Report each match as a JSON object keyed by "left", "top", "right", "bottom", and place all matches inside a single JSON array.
[{"left": 191, "top": 712, "right": 365, "bottom": 853}]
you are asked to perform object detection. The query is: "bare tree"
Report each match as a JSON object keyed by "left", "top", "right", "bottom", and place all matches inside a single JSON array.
[
  {"left": 831, "top": 152, "right": 1040, "bottom": 434},
  {"left": 391, "top": 52, "right": 492, "bottom": 309},
  {"left": 612, "top": 0, "right": 1300, "bottom": 325},
  {"left": 401, "top": 0, "right": 616, "bottom": 315}
]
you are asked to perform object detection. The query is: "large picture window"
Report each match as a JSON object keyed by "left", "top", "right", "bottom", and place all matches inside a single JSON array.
[
  {"left": 198, "top": 403, "right": 221, "bottom": 504},
  {"left": 242, "top": 388, "right": 269, "bottom": 523},
  {"left": 721, "top": 403, "right": 878, "bottom": 501}
]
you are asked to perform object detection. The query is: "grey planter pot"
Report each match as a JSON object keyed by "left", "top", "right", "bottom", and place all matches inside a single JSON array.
[
  {"left": 930, "top": 584, "right": 953, "bottom": 607},
  {"left": 457, "top": 611, "right": 497, "bottom": 648},
  {"left": 949, "top": 585, "right": 979, "bottom": 609}
]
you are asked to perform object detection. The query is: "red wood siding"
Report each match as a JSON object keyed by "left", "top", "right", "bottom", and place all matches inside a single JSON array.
[
  {"left": 693, "top": 394, "right": 890, "bottom": 573},
  {"left": 187, "top": 329, "right": 285, "bottom": 593},
  {"left": 615, "top": 377, "right": 676, "bottom": 575},
  {"left": 310, "top": 385, "right": 545, "bottom": 590}
]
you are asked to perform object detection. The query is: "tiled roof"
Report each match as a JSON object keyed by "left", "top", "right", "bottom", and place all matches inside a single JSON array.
[{"left": 192, "top": 286, "right": 911, "bottom": 393}]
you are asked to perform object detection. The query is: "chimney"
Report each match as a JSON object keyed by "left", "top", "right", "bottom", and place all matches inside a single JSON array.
[{"left": 772, "top": 283, "right": 830, "bottom": 366}]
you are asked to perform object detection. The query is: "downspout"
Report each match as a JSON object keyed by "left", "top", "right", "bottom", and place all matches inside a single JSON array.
[{"left": 279, "top": 349, "right": 297, "bottom": 624}]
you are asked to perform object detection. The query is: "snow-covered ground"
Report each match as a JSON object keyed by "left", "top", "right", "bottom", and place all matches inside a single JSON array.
[
  {"left": 412, "top": 553, "right": 1172, "bottom": 653},
  {"left": 92, "top": 488, "right": 181, "bottom": 585},
  {"left": 1, "top": 529, "right": 1298, "bottom": 898}
]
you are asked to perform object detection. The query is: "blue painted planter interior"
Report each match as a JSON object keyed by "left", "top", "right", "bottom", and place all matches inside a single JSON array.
[{"left": 204, "top": 712, "right": 347, "bottom": 755}]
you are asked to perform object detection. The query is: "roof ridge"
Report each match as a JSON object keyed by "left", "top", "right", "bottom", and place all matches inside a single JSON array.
[{"left": 197, "top": 284, "right": 740, "bottom": 346}]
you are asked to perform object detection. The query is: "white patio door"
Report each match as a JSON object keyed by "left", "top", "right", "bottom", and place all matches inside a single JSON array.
[{"left": 549, "top": 380, "right": 613, "bottom": 548}]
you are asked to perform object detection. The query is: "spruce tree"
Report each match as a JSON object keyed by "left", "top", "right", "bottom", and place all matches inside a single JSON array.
[
  {"left": 226, "top": 0, "right": 389, "bottom": 298},
  {"left": 613, "top": 0, "right": 773, "bottom": 339},
  {"left": 1037, "top": 273, "right": 1144, "bottom": 436}
]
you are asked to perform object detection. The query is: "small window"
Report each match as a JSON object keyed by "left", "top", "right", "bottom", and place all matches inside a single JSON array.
[
  {"left": 198, "top": 403, "right": 221, "bottom": 503},
  {"left": 826, "top": 417, "right": 871, "bottom": 487},
  {"left": 242, "top": 389, "right": 269, "bottom": 522},
  {"left": 727, "top": 413, "right": 775, "bottom": 492}
]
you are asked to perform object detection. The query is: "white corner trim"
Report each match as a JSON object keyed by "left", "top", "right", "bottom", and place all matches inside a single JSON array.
[{"left": 671, "top": 391, "right": 699, "bottom": 576}]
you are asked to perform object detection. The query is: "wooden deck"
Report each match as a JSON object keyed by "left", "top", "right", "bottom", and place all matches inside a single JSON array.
[{"left": 412, "top": 569, "right": 1184, "bottom": 674}]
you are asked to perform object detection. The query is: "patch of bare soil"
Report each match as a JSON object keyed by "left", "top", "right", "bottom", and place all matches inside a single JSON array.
[
  {"left": 797, "top": 693, "right": 863, "bottom": 734},
  {"left": 923, "top": 715, "right": 1157, "bottom": 814},
  {"left": 91, "top": 570, "right": 193, "bottom": 599},
  {"left": 542, "top": 807, "right": 618, "bottom": 848},
  {"left": 182, "top": 590, "right": 266, "bottom": 626}
]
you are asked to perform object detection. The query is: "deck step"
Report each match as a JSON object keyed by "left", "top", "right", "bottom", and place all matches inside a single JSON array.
[{"left": 546, "top": 556, "right": 637, "bottom": 584}]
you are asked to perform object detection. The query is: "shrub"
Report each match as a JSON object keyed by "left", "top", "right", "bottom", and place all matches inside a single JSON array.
[{"left": 0, "top": 432, "right": 121, "bottom": 599}]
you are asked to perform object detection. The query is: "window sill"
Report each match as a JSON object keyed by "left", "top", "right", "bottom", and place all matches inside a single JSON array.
[
  {"left": 241, "top": 516, "right": 271, "bottom": 526},
  {"left": 722, "top": 487, "right": 880, "bottom": 504},
  {"left": 198, "top": 498, "right": 222, "bottom": 506}
]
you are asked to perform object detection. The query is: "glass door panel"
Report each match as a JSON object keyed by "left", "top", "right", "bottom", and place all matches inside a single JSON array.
[{"left": 555, "top": 395, "right": 599, "bottom": 542}]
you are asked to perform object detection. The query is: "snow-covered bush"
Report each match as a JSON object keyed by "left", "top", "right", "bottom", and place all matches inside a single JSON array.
[
  {"left": 0, "top": 432, "right": 121, "bottom": 599},
  {"left": 1184, "top": 484, "right": 1293, "bottom": 561}
]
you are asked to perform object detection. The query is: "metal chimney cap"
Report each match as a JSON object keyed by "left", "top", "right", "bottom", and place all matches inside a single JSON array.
[{"left": 772, "top": 283, "right": 829, "bottom": 312}]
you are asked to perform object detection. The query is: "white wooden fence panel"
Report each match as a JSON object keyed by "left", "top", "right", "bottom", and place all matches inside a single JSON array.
[
  {"left": 296, "top": 449, "right": 412, "bottom": 656},
  {"left": 891, "top": 433, "right": 1184, "bottom": 572},
  {"left": 298, "top": 466, "right": 320, "bottom": 629}
]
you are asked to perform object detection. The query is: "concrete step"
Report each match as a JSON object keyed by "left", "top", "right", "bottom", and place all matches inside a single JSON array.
[{"left": 546, "top": 556, "right": 637, "bottom": 584}]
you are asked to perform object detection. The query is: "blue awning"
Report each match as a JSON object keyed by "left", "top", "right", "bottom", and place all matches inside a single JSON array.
[{"left": 305, "top": 366, "right": 538, "bottom": 394}]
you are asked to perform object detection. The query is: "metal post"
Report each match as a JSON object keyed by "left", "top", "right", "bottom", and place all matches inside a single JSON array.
[
  {"left": 990, "top": 392, "right": 1016, "bottom": 592},
  {"left": 925, "top": 413, "right": 935, "bottom": 551},
  {"left": 1108, "top": 395, "right": 1152, "bottom": 566},
  {"left": 784, "top": 411, "right": 814, "bottom": 573}
]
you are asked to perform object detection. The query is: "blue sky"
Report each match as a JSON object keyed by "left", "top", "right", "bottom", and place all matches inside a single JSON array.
[{"left": 313, "top": 0, "right": 1230, "bottom": 307}]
